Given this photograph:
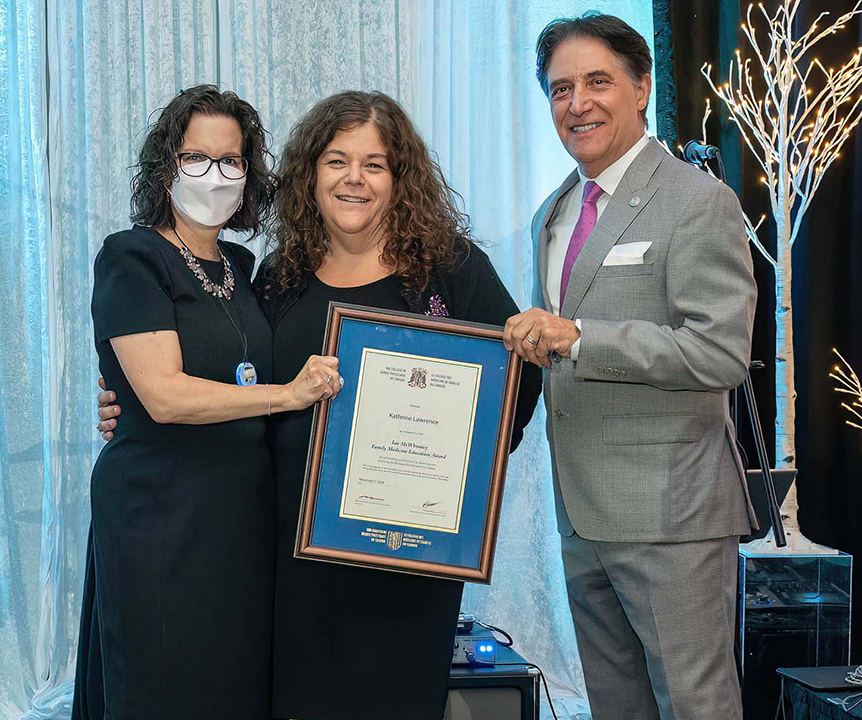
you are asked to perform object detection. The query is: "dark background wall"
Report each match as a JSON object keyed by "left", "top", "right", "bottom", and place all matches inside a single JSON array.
[{"left": 656, "top": 0, "right": 862, "bottom": 662}]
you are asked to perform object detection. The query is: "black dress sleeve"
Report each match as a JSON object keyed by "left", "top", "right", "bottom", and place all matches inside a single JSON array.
[
  {"left": 445, "top": 243, "right": 543, "bottom": 452},
  {"left": 91, "top": 230, "right": 176, "bottom": 343}
]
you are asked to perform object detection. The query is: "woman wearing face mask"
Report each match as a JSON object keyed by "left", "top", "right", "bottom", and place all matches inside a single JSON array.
[{"left": 72, "top": 85, "right": 340, "bottom": 720}]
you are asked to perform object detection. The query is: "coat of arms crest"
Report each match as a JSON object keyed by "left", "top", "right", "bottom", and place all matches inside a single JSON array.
[
  {"left": 408, "top": 367, "right": 427, "bottom": 389},
  {"left": 386, "top": 531, "right": 403, "bottom": 551}
]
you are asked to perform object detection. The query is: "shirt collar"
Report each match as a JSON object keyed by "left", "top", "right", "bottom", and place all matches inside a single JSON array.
[{"left": 582, "top": 133, "right": 650, "bottom": 197}]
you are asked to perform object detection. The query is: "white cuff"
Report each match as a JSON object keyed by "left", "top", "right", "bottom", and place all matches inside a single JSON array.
[{"left": 570, "top": 319, "right": 582, "bottom": 361}]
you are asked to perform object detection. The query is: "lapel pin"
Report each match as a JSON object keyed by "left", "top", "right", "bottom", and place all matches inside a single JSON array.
[{"left": 630, "top": 196, "right": 641, "bottom": 207}]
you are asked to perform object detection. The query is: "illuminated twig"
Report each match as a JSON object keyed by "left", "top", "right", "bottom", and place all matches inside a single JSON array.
[
  {"left": 701, "top": 98, "right": 712, "bottom": 144},
  {"left": 830, "top": 349, "right": 862, "bottom": 431}
]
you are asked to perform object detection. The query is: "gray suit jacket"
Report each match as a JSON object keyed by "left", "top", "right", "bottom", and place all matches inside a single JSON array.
[{"left": 533, "top": 138, "right": 757, "bottom": 542}]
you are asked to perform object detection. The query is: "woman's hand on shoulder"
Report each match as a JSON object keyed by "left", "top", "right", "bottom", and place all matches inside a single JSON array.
[{"left": 277, "top": 355, "right": 342, "bottom": 411}]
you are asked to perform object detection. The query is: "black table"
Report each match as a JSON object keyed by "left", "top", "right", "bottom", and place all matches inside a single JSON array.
[{"left": 781, "top": 677, "right": 862, "bottom": 719}]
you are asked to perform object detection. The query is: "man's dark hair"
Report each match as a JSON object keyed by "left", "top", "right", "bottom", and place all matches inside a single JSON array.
[
  {"left": 130, "top": 84, "right": 276, "bottom": 236},
  {"left": 535, "top": 13, "right": 652, "bottom": 124}
]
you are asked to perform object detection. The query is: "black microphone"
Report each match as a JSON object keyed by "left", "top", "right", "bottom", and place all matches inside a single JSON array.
[{"left": 683, "top": 140, "right": 719, "bottom": 165}]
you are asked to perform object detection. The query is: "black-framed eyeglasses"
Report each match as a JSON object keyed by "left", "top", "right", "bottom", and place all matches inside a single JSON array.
[{"left": 175, "top": 152, "right": 249, "bottom": 180}]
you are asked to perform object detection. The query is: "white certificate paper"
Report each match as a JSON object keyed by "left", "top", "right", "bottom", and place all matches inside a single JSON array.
[{"left": 339, "top": 348, "right": 482, "bottom": 533}]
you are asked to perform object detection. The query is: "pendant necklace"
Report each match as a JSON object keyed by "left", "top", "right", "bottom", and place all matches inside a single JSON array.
[{"left": 171, "top": 226, "right": 257, "bottom": 385}]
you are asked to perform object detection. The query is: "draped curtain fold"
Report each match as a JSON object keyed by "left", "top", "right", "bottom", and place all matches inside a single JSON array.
[
  {"left": 2, "top": 2, "right": 218, "bottom": 716},
  {"left": 1, "top": 2, "right": 654, "bottom": 717},
  {"left": 220, "top": 0, "right": 415, "bottom": 259},
  {"left": 1, "top": 0, "right": 51, "bottom": 715}
]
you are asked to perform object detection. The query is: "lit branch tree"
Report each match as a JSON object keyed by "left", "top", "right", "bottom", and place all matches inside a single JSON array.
[
  {"left": 830, "top": 350, "right": 862, "bottom": 434},
  {"left": 702, "top": 0, "right": 862, "bottom": 552}
]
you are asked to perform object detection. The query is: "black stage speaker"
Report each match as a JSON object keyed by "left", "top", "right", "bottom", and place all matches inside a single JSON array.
[{"left": 447, "top": 644, "right": 539, "bottom": 720}]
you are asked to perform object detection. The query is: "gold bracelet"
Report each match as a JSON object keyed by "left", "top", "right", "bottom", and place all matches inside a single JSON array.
[{"left": 266, "top": 384, "right": 272, "bottom": 416}]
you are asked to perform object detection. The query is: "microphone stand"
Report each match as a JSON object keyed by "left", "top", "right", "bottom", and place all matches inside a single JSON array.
[{"left": 682, "top": 142, "right": 787, "bottom": 547}]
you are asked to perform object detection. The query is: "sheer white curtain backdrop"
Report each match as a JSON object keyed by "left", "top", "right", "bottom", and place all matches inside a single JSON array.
[
  {"left": 0, "top": 2, "right": 654, "bottom": 718},
  {"left": 218, "top": 0, "right": 416, "bottom": 259},
  {"left": 1, "top": 0, "right": 52, "bottom": 715},
  {"left": 3, "top": 2, "right": 219, "bottom": 717}
]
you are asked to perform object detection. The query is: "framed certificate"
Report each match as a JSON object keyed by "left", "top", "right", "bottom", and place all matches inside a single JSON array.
[{"left": 295, "top": 303, "right": 523, "bottom": 584}]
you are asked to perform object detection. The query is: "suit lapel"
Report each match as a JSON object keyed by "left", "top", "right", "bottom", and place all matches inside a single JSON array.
[
  {"left": 560, "top": 139, "right": 667, "bottom": 319},
  {"left": 538, "top": 168, "right": 580, "bottom": 310}
]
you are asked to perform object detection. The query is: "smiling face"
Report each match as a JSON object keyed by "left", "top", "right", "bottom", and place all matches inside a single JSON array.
[
  {"left": 547, "top": 37, "right": 650, "bottom": 177},
  {"left": 314, "top": 121, "right": 393, "bottom": 248}
]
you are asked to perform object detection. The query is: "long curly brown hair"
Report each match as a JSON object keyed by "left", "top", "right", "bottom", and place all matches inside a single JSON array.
[
  {"left": 130, "top": 85, "right": 276, "bottom": 236},
  {"left": 269, "top": 91, "right": 472, "bottom": 292}
]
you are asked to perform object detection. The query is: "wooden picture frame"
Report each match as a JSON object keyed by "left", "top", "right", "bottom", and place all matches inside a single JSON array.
[{"left": 295, "top": 303, "right": 522, "bottom": 584}]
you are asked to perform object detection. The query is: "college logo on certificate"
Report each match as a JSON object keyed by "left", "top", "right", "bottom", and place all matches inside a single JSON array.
[
  {"left": 386, "top": 531, "right": 403, "bottom": 551},
  {"left": 408, "top": 367, "right": 427, "bottom": 389},
  {"left": 295, "top": 303, "right": 523, "bottom": 584}
]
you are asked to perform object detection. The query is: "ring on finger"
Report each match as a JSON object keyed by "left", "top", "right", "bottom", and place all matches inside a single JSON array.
[
  {"left": 525, "top": 334, "right": 538, "bottom": 346},
  {"left": 325, "top": 373, "right": 332, "bottom": 385}
]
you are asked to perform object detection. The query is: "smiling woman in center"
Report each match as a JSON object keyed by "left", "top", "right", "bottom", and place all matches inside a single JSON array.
[{"left": 256, "top": 91, "right": 542, "bottom": 720}]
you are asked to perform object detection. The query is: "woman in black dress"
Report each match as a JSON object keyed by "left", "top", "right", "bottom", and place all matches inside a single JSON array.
[
  {"left": 256, "top": 91, "right": 542, "bottom": 720},
  {"left": 98, "top": 91, "right": 542, "bottom": 720},
  {"left": 74, "top": 86, "right": 340, "bottom": 720}
]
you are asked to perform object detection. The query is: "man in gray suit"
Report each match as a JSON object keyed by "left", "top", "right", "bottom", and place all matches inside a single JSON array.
[{"left": 503, "top": 14, "right": 757, "bottom": 720}]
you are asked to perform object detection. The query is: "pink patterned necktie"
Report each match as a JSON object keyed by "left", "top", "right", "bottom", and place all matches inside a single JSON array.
[{"left": 560, "top": 180, "right": 603, "bottom": 312}]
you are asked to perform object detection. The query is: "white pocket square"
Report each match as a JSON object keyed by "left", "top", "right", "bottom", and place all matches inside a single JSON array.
[{"left": 602, "top": 241, "right": 652, "bottom": 266}]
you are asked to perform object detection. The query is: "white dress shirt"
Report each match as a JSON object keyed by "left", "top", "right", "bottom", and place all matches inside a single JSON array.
[{"left": 546, "top": 133, "right": 650, "bottom": 359}]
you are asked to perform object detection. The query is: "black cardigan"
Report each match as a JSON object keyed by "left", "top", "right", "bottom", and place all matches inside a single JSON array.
[{"left": 253, "top": 242, "right": 542, "bottom": 451}]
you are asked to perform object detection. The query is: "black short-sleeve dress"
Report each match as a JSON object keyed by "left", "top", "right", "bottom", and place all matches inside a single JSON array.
[{"left": 73, "top": 226, "right": 276, "bottom": 720}]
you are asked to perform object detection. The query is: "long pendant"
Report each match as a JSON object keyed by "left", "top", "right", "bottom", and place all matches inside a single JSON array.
[{"left": 236, "top": 361, "right": 258, "bottom": 386}]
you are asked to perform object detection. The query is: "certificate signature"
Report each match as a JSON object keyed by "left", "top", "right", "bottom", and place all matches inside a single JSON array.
[{"left": 339, "top": 348, "right": 481, "bottom": 533}]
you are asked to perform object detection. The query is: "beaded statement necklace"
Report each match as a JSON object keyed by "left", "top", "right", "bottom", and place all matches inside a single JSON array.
[{"left": 172, "top": 226, "right": 235, "bottom": 300}]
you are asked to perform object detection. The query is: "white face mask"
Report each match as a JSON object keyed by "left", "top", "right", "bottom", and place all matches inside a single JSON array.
[{"left": 170, "top": 160, "right": 246, "bottom": 228}]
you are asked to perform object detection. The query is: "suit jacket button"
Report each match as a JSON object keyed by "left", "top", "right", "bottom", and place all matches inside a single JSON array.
[
  {"left": 630, "top": 196, "right": 640, "bottom": 207},
  {"left": 554, "top": 409, "right": 564, "bottom": 420}
]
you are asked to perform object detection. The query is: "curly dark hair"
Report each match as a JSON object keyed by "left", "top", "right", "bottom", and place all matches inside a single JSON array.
[
  {"left": 268, "top": 91, "right": 472, "bottom": 292},
  {"left": 130, "top": 84, "right": 276, "bottom": 236}
]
